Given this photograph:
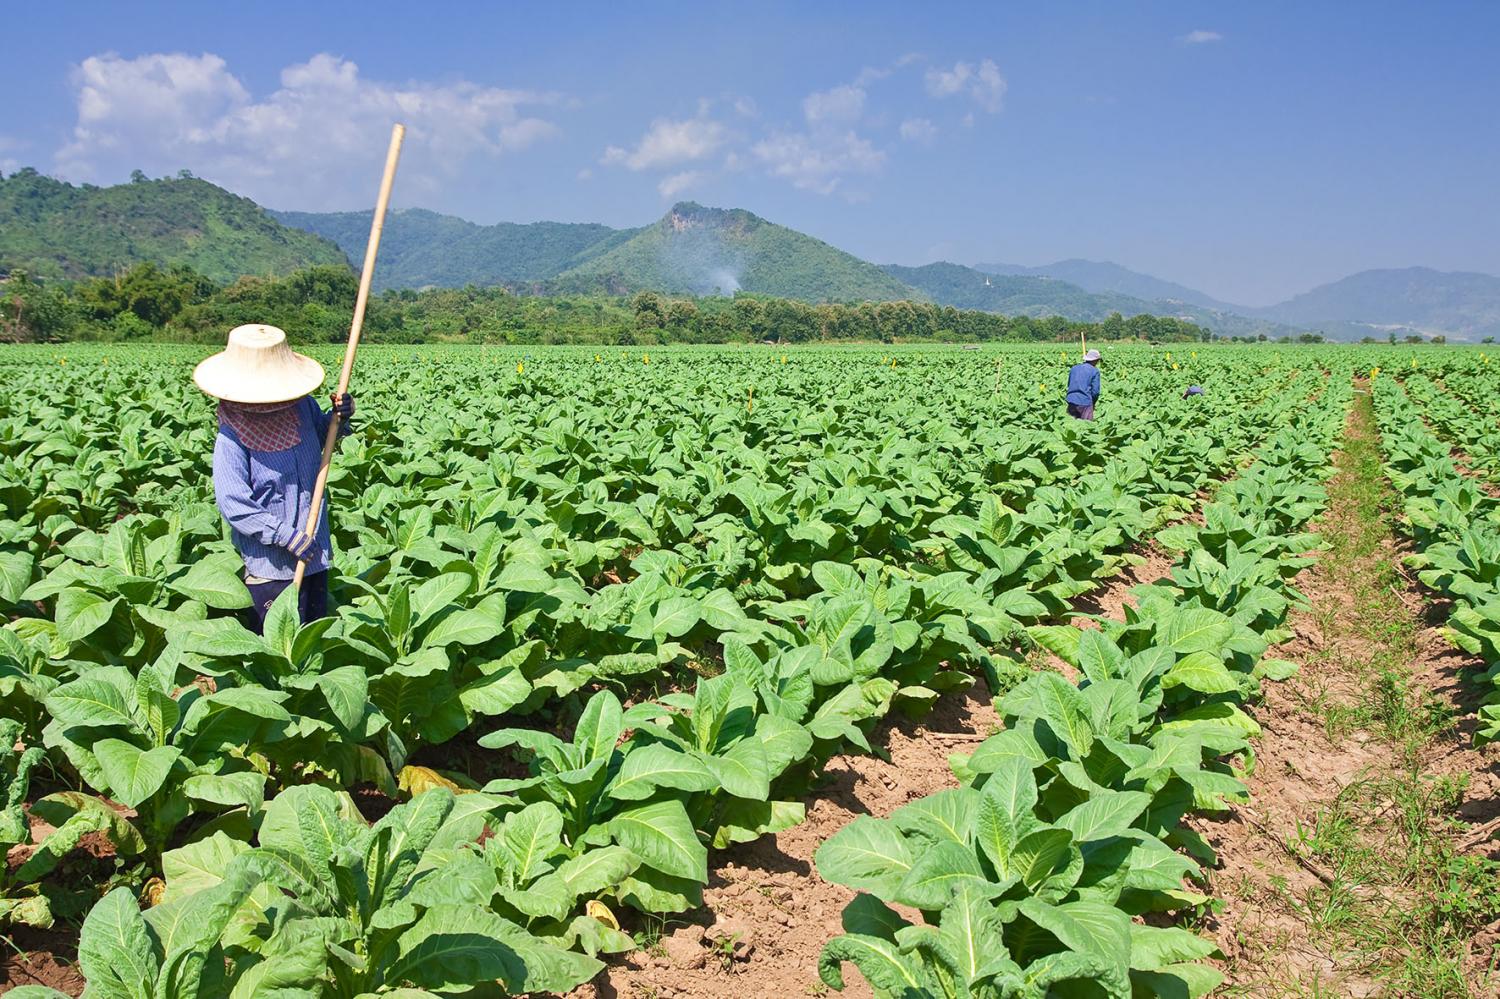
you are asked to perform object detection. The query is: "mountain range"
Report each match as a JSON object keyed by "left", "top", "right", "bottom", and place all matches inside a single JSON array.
[{"left": 3, "top": 167, "right": 1497, "bottom": 341}]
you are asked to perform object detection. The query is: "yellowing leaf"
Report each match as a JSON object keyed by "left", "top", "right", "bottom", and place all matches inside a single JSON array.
[
  {"left": 398, "top": 764, "right": 473, "bottom": 796},
  {"left": 585, "top": 899, "right": 620, "bottom": 930}
]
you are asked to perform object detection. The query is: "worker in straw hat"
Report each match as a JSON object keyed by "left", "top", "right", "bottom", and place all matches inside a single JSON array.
[
  {"left": 193, "top": 324, "right": 355, "bottom": 632},
  {"left": 1065, "top": 349, "right": 1102, "bottom": 420}
]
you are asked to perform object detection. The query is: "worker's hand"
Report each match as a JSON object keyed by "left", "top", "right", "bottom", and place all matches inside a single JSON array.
[
  {"left": 286, "top": 532, "right": 317, "bottom": 561},
  {"left": 331, "top": 392, "right": 355, "bottom": 422}
]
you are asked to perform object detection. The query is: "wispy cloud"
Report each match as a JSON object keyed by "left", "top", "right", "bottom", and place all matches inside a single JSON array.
[
  {"left": 0, "top": 135, "right": 26, "bottom": 175},
  {"left": 899, "top": 117, "right": 937, "bottom": 144},
  {"left": 601, "top": 116, "right": 726, "bottom": 171},
  {"left": 657, "top": 169, "right": 702, "bottom": 199},
  {"left": 1181, "top": 29, "right": 1224, "bottom": 44},
  {"left": 54, "top": 51, "right": 563, "bottom": 207},
  {"left": 924, "top": 59, "right": 1006, "bottom": 113},
  {"left": 751, "top": 130, "right": 883, "bottom": 196},
  {"left": 802, "top": 83, "right": 866, "bottom": 124}
]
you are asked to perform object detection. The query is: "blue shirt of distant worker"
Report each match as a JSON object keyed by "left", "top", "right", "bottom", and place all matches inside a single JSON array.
[{"left": 1066, "top": 350, "right": 1102, "bottom": 420}]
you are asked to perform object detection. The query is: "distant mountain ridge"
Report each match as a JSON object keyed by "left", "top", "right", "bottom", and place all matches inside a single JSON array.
[
  {"left": 1253, "top": 266, "right": 1500, "bottom": 339},
  {"left": 4, "top": 166, "right": 1496, "bottom": 340},
  {"left": 974, "top": 259, "right": 1243, "bottom": 312},
  {"left": 973, "top": 256, "right": 1500, "bottom": 340},
  {"left": 887, "top": 262, "right": 1299, "bottom": 340}
]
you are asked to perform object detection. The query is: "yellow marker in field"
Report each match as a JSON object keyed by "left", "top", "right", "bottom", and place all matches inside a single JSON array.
[
  {"left": 595, "top": 354, "right": 602, "bottom": 362},
  {"left": 781, "top": 355, "right": 786, "bottom": 364},
  {"left": 1191, "top": 351, "right": 1198, "bottom": 359},
  {"left": 1172, "top": 363, "right": 1179, "bottom": 370},
  {"left": 747, "top": 386, "right": 754, "bottom": 412},
  {"left": 643, "top": 354, "right": 650, "bottom": 364},
  {"left": 516, "top": 361, "right": 524, "bottom": 374}
]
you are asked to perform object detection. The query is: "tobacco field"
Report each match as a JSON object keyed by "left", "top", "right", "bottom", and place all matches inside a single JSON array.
[{"left": 1, "top": 343, "right": 1497, "bottom": 998}]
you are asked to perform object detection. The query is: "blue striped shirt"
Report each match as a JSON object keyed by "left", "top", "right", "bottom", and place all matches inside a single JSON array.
[{"left": 211, "top": 397, "right": 349, "bottom": 581}]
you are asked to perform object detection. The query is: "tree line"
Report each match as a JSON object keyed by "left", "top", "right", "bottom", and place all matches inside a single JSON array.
[{"left": 0, "top": 262, "right": 1228, "bottom": 346}]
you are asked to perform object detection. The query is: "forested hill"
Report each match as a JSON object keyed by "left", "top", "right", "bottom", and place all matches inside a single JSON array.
[
  {"left": 270, "top": 207, "right": 639, "bottom": 291},
  {"left": 0, "top": 169, "right": 348, "bottom": 283},
  {"left": 544, "top": 202, "right": 916, "bottom": 302}
]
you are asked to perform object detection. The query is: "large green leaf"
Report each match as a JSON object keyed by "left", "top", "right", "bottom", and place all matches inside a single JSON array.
[
  {"left": 607, "top": 743, "right": 717, "bottom": 800},
  {"left": 93, "top": 739, "right": 180, "bottom": 809},
  {"left": 607, "top": 800, "right": 707, "bottom": 883},
  {"left": 55, "top": 587, "right": 120, "bottom": 644},
  {"left": 815, "top": 816, "right": 913, "bottom": 898},
  {"left": 76, "top": 887, "right": 159, "bottom": 999},
  {"left": 384, "top": 904, "right": 527, "bottom": 992}
]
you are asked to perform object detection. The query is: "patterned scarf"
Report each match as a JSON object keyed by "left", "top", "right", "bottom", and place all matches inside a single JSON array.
[{"left": 218, "top": 399, "right": 303, "bottom": 452}]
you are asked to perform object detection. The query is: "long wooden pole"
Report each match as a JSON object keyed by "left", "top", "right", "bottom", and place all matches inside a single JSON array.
[{"left": 293, "top": 122, "right": 405, "bottom": 589}]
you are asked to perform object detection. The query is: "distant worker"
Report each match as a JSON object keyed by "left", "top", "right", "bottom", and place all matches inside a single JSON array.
[
  {"left": 1182, "top": 385, "right": 1204, "bottom": 399},
  {"left": 1066, "top": 349, "right": 1102, "bottom": 420}
]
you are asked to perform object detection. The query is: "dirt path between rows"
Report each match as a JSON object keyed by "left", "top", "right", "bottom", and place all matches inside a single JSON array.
[
  {"left": 1193, "top": 386, "right": 1500, "bottom": 996},
  {"left": 567, "top": 686, "right": 998, "bottom": 999}
]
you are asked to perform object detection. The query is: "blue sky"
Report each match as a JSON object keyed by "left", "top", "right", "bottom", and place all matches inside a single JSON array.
[{"left": 6, "top": 1, "right": 1499, "bottom": 304}]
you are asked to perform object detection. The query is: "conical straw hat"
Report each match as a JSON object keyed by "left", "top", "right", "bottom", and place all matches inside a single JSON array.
[{"left": 193, "top": 325, "right": 326, "bottom": 403}]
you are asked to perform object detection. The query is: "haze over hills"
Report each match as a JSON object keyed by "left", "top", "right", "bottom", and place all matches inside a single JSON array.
[
  {"left": 1254, "top": 267, "right": 1500, "bottom": 340},
  {"left": 975, "top": 259, "right": 1243, "bottom": 313},
  {"left": 982, "top": 257, "right": 1500, "bottom": 340},
  {"left": 0, "top": 169, "right": 347, "bottom": 283},
  {"left": 889, "top": 262, "right": 1300, "bottom": 340},
  {"left": 4, "top": 168, "right": 1498, "bottom": 340}
]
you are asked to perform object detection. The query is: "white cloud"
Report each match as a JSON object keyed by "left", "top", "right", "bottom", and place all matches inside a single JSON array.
[
  {"left": 601, "top": 116, "right": 726, "bottom": 171},
  {"left": 1181, "top": 29, "right": 1224, "bottom": 44},
  {"left": 924, "top": 58, "right": 1006, "bottom": 113},
  {"left": 0, "top": 135, "right": 25, "bottom": 175},
  {"left": 899, "top": 117, "right": 937, "bottom": 144},
  {"left": 731, "top": 96, "right": 759, "bottom": 118},
  {"left": 802, "top": 83, "right": 866, "bottom": 124},
  {"left": 55, "top": 51, "right": 563, "bottom": 207},
  {"left": 751, "top": 129, "right": 884, "bottom": 195},
  {"left": 657, "top": 170, "right": 702, "bottom": 199}
]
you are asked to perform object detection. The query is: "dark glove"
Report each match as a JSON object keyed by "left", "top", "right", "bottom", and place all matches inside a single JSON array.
[
  {"left": 331, "top": 392, "right": 355, "bottom": 422},
  {"left": 286, "top": 532, "right": 317, "bottom": 561}
]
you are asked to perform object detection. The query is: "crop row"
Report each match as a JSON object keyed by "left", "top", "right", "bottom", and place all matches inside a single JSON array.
[
  {"left": 1373, "top": 377, "right": 1500, "bottom": 745},
  {"left": 1398, "top": 370, "right": 1500, "bottom": 481},
  {"left": 811, "top": 375, "right": 1353, "bottom": 997}
]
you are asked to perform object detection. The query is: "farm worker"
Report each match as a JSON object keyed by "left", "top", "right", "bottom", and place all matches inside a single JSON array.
[
  {"left": 1182, "top": 385, "right": 1204, "bottom": 399},
  {"left": 1065, "top": 349, "right": 1102, "bottom": 420},
  {"left": 192, "top": 325, "right": 355, "bottom": 632}
]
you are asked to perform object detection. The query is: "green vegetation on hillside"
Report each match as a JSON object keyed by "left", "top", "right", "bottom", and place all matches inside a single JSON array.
[
  {"left": 271, "top": 207, "right": 639, "bottom": 291},
  {"left": 0, "top": 168, "right": 348, "bottom": 283},
  {"left": 1, "top": 262, "right": 1218, "bottom": 345},
  {"left": 528, "top": 202, "right": 918, "bottom": 302}
]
